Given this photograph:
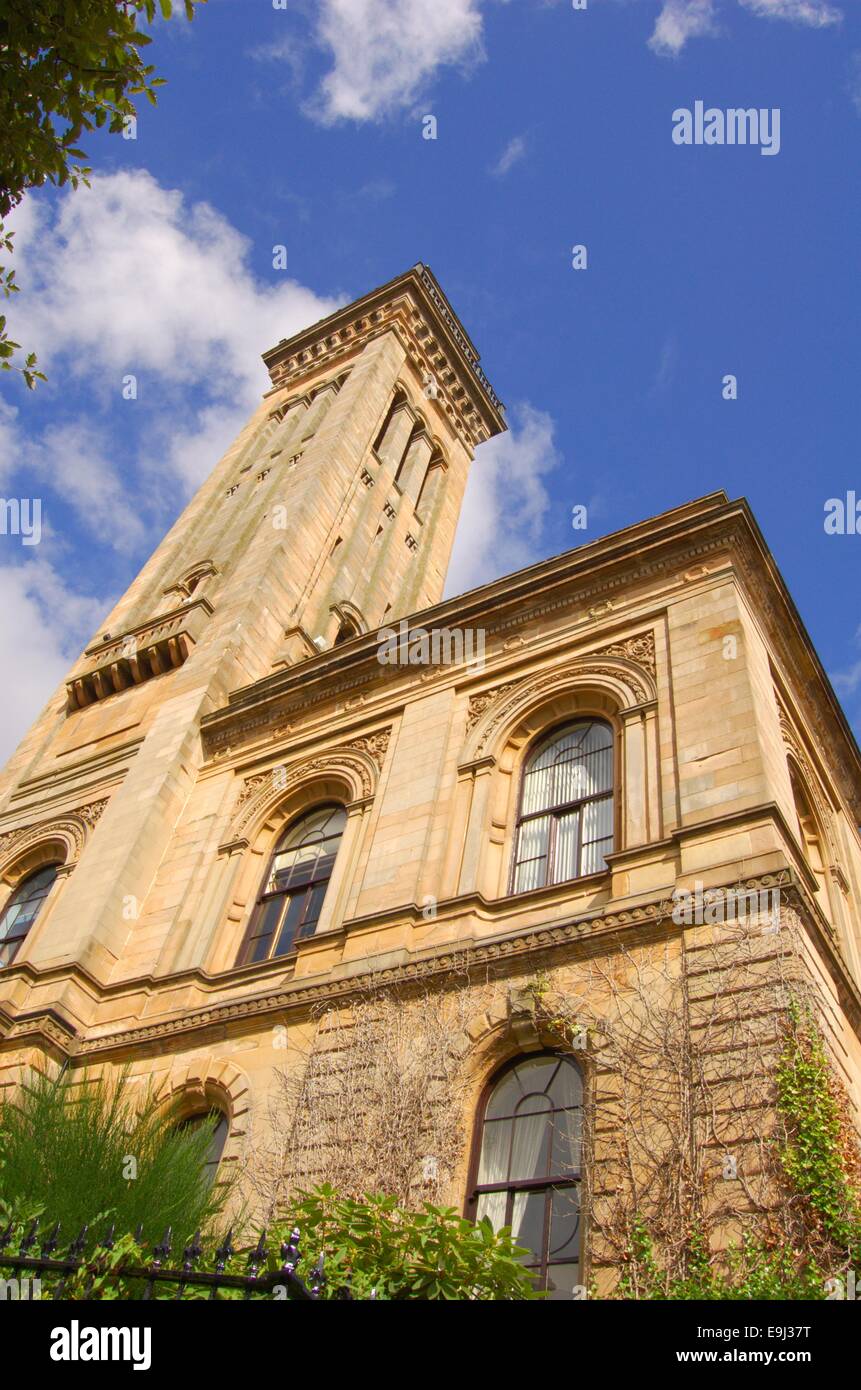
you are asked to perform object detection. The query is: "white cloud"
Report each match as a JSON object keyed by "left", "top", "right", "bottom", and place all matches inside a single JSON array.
[
  {"left": 491, "top": 135, "right": 527, "bottom": 178},
  {"left": 649, "top": 0, "right": 719, "bottom": 54},
  {"left": 254, "top": 0, "right": 845, "bottom": 120},
  {"left": 833, "top": 627, "right": 861, "bottom": 701},
  {"left": 0, "top": 556, "right": 109, "bottom": 767},
  {"left": 652, "top": 335, "right": 679, "bottom": 394},
  {"left": 4, "top": 170, "right": 340, "bottom": 508},
  {"left": 0, "top": 171, "right": 341, "bottom": 761},
  {"left": 261, "top": 0, "right": 486, "bottom": 123},
  {"left": 8, "top": 171, "right": 338, "bottom": 396},
  {"left": 445, "top": 403, "right": 561, "bottom": 596},
  {"left": 648, "top": 0, "right": 840, "bottom": 53},
  {"left": 738, "top": 0, "right": 840, "bottom": 24},
  {"left": 0, "top": 400, "right": 21, "bottom": 489},
  {"left": 849, "top": 51, "right": 861, "bottom": 114}
]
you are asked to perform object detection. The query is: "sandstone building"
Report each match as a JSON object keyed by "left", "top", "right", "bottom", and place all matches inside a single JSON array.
[{"left": 1, "top": 266, "right": 860, "bottom": 1297}]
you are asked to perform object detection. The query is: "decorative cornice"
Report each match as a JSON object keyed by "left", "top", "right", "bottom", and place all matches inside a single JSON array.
[
  {"left": 67, "top": 598, "right": 214, "bottom": 711},
  {"left": 465, "top": 634, "right": 657, "bottom": 759},
  {"left": 7, "top": 867, "right": 850, "bottom": 1061},
  {"left": 225, "top": 730, "right": 392, "bottom": 844},
  {"left": 0, "top": 798, "right": 109, "bottom": 873},
  {"left": 261, "top": 265, "right": 505, "bottom": 450}
]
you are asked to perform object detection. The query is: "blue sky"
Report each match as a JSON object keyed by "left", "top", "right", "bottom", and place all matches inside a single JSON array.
[{"left": 1, "top": 0, "right": 861, "bottom": 763}]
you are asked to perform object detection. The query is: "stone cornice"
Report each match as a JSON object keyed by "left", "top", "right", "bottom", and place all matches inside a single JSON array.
[
  {"left": 261, "top": 264, "right": 506, "bottom": 449},
  {"left": 199, "top": 492, "right": 861, "bottom": 824},
  {"left": 3, "top": 865, "right": 859, "bottom": 1059}
]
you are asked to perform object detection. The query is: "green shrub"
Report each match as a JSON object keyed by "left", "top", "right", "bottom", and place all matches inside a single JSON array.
[
  {"left": 273, "top": 1186, "right": 541, "bottom": 1300},
  {"left": 0, "top": 1067, "right": 233, "bottom": 1247}
]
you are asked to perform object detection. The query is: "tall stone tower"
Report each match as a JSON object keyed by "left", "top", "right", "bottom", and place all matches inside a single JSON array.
[
  {"left": 2, "top": 265, "right": 861, "bottom": 1299},
  {"left": 0, "top": 264, "right": 504, "bottom": 981}
]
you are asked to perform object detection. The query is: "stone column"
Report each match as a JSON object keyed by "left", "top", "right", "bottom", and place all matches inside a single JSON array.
[
  {"left": 622, "top": 709, "right": 648, "bottom": 849},
  {"left": 457, "top": 757, "right": 497, "bottom": 895}
]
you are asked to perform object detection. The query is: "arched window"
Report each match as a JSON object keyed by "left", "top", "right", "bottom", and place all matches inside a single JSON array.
[
  {"left": 176, "top": 1108, "right": 229, "bottom": 1187},
  {"left": 511, "top": 720, "right": 614, "bottom": 893},
  {"left": 0, "top": 863, "right": 59, "bottom": 967},
  {"left": 238, "top": 804, "right": 346, "bottom": 965},
  {"left": 468, "top": 1053, "right": 583, "bottom": 1299}
]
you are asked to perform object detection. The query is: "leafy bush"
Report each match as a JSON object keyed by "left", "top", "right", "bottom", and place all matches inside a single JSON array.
[
  {"left": 618, "top": 1218, "right": 828, "bottom": 1301},
  {"left": 776, "top": 1003, "right": 861, "bottom": 1261},
  {"left": 274, "top": 1186, "right": 540, "bottom": 1300},
  {"left": 0, "top": 1067, "right": 232, "bottom": 1247}
]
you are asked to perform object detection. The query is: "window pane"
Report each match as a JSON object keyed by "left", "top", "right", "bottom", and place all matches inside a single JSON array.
[
  {"left": 510, "top": 1110, "right": 551, "bottom": 1181},
  {"left": 486, "top": 1057, "right": 557, "bottom": 1119},
  {"left": 521, "top": 761, "right": 555, "bottom": 816},
  {"left": 245, "top": 896, "right": 284, "bottom": 963},
  {"left": 298, "top": 880, "right": 328, "bottom": 938},
  {"left": 581, "top": 794, "right": 614, "bottom": 874},
  {"left": 550, "top": 1108, "right": 581, "bottom": 1176},
  {"left": 546, "top": 1262, "right": 581, "bottom": 1301},
  {"left": 549, "top": 1188, "right": 581, "bottom": 1258},
  {"left": 515, "top": 723, "right": 613, "bottom": 892},
  {"left": 546, "top": 1057, "right": 583, "bottom": 1109},
  {"left": 0, "top": 864, "right": 59, "bottom": 962},
  {"left": 512, "top": 814, "right": 550, "bottom": 892},
  {"left": 477, "top": 1117, "right": 512, "bottom": 1182},
  {"left": 476, "top": 1189, "right": 508, "bottom": 1233},
  {"left": 246, "top": 805, "right": 345, "bottom": 964},
  {"left": 273, "top": 892, "right": 306, "bottom": 956},
  {"left": 511, "top": 1190, "right": 547, "bottom": 1263},
  {"left": 553, "top": 809, "right": 580, "bottom": 883}
]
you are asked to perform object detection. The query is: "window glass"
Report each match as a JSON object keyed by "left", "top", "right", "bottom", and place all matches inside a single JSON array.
[
  {"left": 238, "top": 805, "right": 346, "bottom": 965},
  {"left": 513, "top": 721, "right": 614, "bottom": 891},
  {"left": 470, "top": 1055, "right": 584, "bottom": 1297},
  {"left": 0, "top": 864, "right": 59, "bottom": 967}
]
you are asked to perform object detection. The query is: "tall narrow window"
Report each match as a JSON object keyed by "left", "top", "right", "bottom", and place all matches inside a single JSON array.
[
  {"left": 177, "top": 1109, "right": 229, "bottom": 1188},
  {"left": 0, "top": 864, "right": 59, "bottom": 967},
  {"left": 238, "top": 805, "right": 346, "bottom": 965},
  {"left": 511, "top": 720, "right": 614, "bottom": 894},
  {"left": 468, "top": 1054, "right": 583, "bottom": 1300}
]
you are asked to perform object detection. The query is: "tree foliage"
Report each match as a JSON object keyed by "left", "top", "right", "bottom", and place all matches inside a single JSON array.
[{"left": 0, "top": 0, "right": 204, "bottom": 384}]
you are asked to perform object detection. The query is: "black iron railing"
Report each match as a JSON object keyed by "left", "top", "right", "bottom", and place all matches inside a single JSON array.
[{"left": 0, "top": 1218, "right": 358, "bottom": 1300}]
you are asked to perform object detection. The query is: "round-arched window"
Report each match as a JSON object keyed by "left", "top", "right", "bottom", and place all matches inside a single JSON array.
[
  {"left": 511, "top": 720, "right": 614, "bottom": 893},
  {"left": 468, "top": 1053, "right": 584, "bottom": 1299},
  {"left": 238, "top": 804, "right": 346, "bottom": 965},
  {"left": 176, "top": 1109, "right": 229, "bottom": 1187},
  {"left": 0, "top": 864, "right": 60, "bottom": 967}
]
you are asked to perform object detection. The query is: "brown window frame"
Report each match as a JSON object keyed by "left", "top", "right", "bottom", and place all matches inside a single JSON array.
[
  {"left": 0, "top": 862, "right": 61, "bottom": 968},
  {"left": 509, "top": 718, "right": 615, "bottom": 895},
  {"left": 237, "top": 804, "right": 345, "bottom": 967},
  {"left": 465, "top": 1051, "right": 585, "bottom": 1298}
]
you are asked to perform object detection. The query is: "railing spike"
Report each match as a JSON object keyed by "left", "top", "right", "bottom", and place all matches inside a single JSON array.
[
  {"left": 40, "top": 1221, "right": 61, "bottom": 1257},
  {"left": 19, "top": 1218, "right": 39, "bottom": 1255}
]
